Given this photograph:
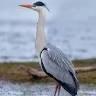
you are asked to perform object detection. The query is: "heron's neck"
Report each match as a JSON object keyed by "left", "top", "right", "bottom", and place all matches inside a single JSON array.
[{"left": 36, "top": 10, "right": 46, "bottom": 54}]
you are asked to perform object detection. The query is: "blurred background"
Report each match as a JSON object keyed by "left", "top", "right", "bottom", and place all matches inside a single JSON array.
[
  {"left": 0, "top": 1, "right": 96, "bottom": 96},
  {"left": 0, "top": 0, "right": 96, "bottom": 62}
]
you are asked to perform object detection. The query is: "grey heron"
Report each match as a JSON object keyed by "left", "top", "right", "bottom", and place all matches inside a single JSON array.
[{"left": 19, "top": 1, "right": 79, "bottom": 96}]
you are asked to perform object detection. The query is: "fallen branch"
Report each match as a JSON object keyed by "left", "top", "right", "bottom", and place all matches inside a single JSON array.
[
  {"left": 75, "top": 66, "right": 96, "bottom": 73},
  {"left": 19, "top": 65, "right": 96, "bottom": 79},
  {"left": 19, "top": 65, "right": 47, "bottom": 78}
]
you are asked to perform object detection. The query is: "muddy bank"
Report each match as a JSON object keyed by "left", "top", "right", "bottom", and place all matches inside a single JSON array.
[{"left": 0, "top": 58, "right": 96, "bottom": 84}]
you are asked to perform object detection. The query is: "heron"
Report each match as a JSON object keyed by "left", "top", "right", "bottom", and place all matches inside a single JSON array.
[{"left": 19, "top": 1, "right": 79, "bottom": 96}]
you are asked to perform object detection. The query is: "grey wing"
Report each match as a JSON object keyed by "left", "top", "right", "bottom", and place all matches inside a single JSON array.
[
  {"left": 40, "top": 43, "right": 79, "bottom": 90},
  {"left": 47, "top": 43, "right": 76, "bottom": 74}
]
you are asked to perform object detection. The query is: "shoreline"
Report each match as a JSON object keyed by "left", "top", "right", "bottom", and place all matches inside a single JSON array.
[{"left": 0, "top": 58, "right": 96, "bottom": 84}]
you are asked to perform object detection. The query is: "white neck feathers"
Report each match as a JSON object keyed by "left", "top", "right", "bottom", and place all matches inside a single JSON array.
[{"left": 35, "top": 10, "right": 46, "bottom": 54}]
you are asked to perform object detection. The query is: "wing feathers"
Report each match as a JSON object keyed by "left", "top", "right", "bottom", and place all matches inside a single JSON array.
[{"left": 40, "top": 44, "right": 79, "bottom": 95}]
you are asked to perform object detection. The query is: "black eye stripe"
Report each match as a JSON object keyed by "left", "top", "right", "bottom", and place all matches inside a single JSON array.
[{"left": 33, "top": 1, "right": 45, "bottom": 6}]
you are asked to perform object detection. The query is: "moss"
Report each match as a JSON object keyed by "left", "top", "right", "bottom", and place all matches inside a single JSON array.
[
  {"left": 0, "top": 58, "right": 96, "bottom": 84},
  {"left": 77, "top": 71, "right": 96, "bottom": 84}
]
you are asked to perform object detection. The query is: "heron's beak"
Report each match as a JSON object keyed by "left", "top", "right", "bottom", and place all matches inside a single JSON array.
[{"left": 19, "top": 4, "right": 32, "bottom": 9}]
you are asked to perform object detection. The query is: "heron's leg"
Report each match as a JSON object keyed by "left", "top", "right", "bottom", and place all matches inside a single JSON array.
[
  {"left": 54, "top": 84, "right": 59, "bottom": 96},
  {"left": 57, "top": 85, "right": 61, "bottom": 96}
]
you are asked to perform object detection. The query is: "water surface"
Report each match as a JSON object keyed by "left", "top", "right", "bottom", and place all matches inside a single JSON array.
[
  {"left": 0, "top": 81, "right": 96, "bottom": 96},
  {"left": 0, "top": 0, "right": 96, "bottom": 61}
]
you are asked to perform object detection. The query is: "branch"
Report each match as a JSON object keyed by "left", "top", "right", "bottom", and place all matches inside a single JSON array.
[
  {"left": 19, "top": 65, "right": 96, "bottom": 79},
  {"left": 19, "top": 65, "right": 47, "bottom": 78},
  {"left": 75, "top": 66, "right": 96, "bottom": 73}
]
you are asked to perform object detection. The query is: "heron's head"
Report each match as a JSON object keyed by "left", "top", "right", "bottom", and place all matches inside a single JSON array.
[{"left": 19, "top": 1, "right": 49, "bottom": 12}]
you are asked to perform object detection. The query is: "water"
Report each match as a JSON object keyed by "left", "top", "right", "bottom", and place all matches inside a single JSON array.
[
  {"left": 0, "top": 0, "right": 96, "bottom": 61},
  {"left": 0, "top": 81, "right": 95, "bottom": 96}
]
